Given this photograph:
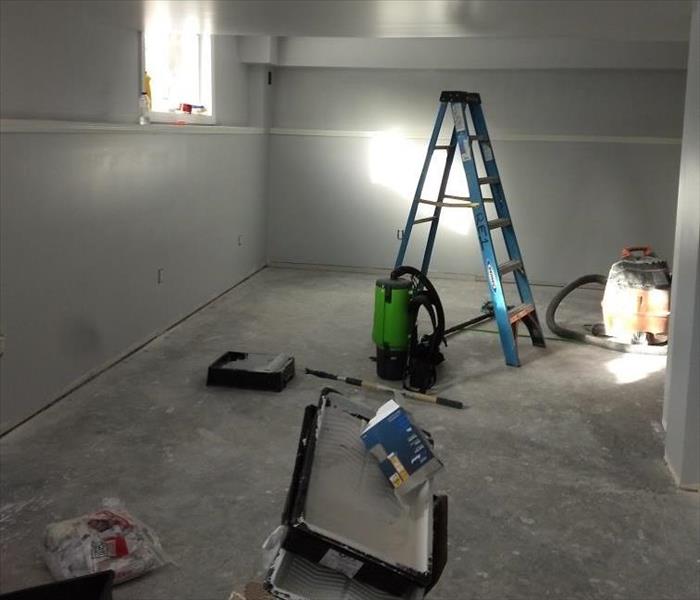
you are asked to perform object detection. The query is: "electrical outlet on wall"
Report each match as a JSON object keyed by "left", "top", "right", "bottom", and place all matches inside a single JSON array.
[{"left": 157, "top": 268, "right": 165, "bottom": 284}]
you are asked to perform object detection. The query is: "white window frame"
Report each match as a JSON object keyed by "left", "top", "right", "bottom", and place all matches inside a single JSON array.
[{"left": 142, "top": 31, "right": 215, "bottom": 126}]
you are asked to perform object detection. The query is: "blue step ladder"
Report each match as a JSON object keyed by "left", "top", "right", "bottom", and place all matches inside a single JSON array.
[{"left": 395, "top": 91, "right": 545, "bottom": 367}]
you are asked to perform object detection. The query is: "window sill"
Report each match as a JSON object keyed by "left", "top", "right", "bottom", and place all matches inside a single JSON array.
[
  {"left": 0, "top": 119, "right": 265, "bottom": 135},
  {"left": 148, "top": 112, "right": 216, "bottom": 126}
]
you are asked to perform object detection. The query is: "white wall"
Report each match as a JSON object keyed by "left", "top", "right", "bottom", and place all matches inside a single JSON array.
[
  {"left": 248, "top": 65, "right": 274, "bottom": 129},
  {"left": 267, "top": 68, "right": 684, "bottom": 283},
  {"left": 0, "top": 1, "right": 140, "bottom": 123},
  {"left": 277, "top": 36, "right": 688, "bottom": 70},
  {"left": 0, "top": 1, "right": 251, "bottom": 127},
  {"left": 0, "top": 4, "right": 267, "bottom": 432},
  {"left": 213, "top": 35, "right": 251, "bottom": 126},
  {"left": 664, "top": 0, "right": 700, "bottom": 489}
]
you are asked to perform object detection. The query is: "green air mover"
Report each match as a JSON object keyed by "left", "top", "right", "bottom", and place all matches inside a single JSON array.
[
  {"left": 372, "top": 266, "right": 446, "bottom": 390},
  {"left": 372, "top": 277, "right": 412, "bottom": 380}
]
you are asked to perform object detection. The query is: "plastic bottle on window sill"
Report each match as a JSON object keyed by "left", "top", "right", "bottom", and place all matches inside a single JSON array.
[{"left": 138, "top": 92, "right": 151, "bottom": 125}]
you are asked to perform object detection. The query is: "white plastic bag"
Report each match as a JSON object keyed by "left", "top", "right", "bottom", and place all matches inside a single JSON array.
[{"left": 44, "top": 498, "right": 168, "bottom": 584}]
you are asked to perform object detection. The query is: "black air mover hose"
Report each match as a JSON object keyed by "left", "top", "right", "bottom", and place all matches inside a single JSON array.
[
  {"left": 546, "top": 274, "right": 667, "bottom": 355},
  {"left": 391, "top": 265, "right": 446, "bottom": 392}
]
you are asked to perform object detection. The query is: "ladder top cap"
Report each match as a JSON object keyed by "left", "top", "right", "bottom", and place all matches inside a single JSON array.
[{"left": 440, "top": 90, "right": 481, "bottom": 104}]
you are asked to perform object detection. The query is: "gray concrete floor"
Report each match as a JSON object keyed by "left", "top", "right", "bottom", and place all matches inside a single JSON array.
[{"left": 1, "top": 267, "right": 698, "bottom": 600}]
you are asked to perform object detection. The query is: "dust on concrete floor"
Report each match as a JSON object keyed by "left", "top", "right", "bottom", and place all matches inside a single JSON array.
[{"left": 1, "top": 267, "right": 698, "bottom": 600}]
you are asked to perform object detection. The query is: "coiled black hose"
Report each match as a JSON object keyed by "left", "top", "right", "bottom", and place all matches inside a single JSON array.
[
  {"left": 391, "top": 265, "right": 446, "bottom": 391},
  {"left": 545, "top": 274, "right": 668, "bottom": 355}
]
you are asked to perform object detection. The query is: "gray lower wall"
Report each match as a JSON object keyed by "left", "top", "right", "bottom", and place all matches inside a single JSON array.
[
  {"left": 268, "top": 134, "right": 680, "bottom": 283},
  {"left": 0, "top": 131, "right": 267, "bottom": 432}
]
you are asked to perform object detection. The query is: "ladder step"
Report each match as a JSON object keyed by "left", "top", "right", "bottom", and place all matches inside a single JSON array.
[
  {"left": 508, "top": 303, "right": 535, "bottom": 324},
  {"left": 419, "top": 199, "right": 478, "bottom": 208},
  {"left": 442, "top": 194, "right": 494, "bottom": 204},
  {"left": 499, "top": 259, "right": 522, "bottom": 275},
  {"left": 478, "top": 176, "right": 500, "bottom": 185},
  {"left": 414, "top": 217, "right": 437, "bottom": 224},
  {"left": 469, "top": 134, "right": 489, "bottom": 142},
  {"left": 434, "top": 145, "right": 452, "bottom": 150},
  {"left": 488, "top": 218, "right": 511, "bottom": 229}
]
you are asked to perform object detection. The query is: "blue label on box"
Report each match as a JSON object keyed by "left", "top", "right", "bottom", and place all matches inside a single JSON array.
[{"left": 361, "top": 401, "right": 436, "bottom": 489}]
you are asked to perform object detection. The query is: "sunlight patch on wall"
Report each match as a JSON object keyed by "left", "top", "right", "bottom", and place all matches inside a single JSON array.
[{"left": 368, "top": 130, "right": 472, "bottom": 236}]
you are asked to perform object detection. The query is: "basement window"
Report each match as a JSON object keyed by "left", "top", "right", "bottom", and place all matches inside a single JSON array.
[{"left": 143, "top": 30, "right": 213, "bottom": 124}]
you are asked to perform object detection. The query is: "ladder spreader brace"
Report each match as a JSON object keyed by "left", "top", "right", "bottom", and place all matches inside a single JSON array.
[{"left": 395, "top": 90, "right": 545, "bottom": 367}]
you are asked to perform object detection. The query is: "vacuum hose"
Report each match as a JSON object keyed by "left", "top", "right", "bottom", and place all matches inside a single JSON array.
[
  {"left": 391, "top": 265, "right": 446, "bottom": 392},
  {"left": 545, "top": 274, "right": 667, "bottom": 355}
]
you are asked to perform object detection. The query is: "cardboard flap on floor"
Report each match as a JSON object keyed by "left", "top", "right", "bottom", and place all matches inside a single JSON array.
[{"left": 276, "top": 389, "right": 447, "bottom": 597}]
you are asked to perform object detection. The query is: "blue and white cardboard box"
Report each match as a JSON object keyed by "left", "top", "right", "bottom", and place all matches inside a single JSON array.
[{"left": 361, "top": 399, "right": 443, "bottom": 495}]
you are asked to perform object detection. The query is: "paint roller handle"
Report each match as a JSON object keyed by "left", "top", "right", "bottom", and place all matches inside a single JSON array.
[
  {"left": 435, "top": 396, "right": 464, "bottom": 409},
  {"left": 304, "top": 368, "right": 339, "bottom": 381},
  {"left": 305, "top": 367, "right": 464, "bottom": 409},
  {"left": 403, "top": 389, "right": 464, "bottom": 409}
]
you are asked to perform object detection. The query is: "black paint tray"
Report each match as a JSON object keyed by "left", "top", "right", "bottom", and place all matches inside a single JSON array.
[
  {"left": 279, "top": 389, "right": 447, "bottom": 597},
  {"left": 266, "top": 549, "right": 426, "bottom": 599},
  {"left": 206, "top": 352, "right": 295, "bottom": 392}
]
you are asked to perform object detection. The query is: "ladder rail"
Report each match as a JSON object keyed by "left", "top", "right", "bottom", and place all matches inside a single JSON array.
[
  {"left": 395, "top": 102, "right": 448, "bottom": 268},
  {"left": 450, "top": 101, "right": 520, "bottom": 365},
  {"left": 421, "top": 128, "right": 457, "bottom": 274},
  {"left": 469, "top": 103, "right": 537, "bottom": 311}
]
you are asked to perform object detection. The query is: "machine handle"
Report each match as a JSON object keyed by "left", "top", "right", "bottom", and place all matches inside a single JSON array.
[
  {"left": 435, "top": 396, "right": 465, "bottom": 409},
  {"left": 621, "top": 245, "right": 653, "bottom": 258}
]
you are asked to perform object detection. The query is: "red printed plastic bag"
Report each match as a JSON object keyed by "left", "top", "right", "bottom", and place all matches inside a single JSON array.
[{"left": 44, "top": 499, "right": 168, "bottom": 584}]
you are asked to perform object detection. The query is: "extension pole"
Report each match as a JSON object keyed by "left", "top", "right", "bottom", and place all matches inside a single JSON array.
[
  {"left": 444, "top": 312, "right": 493, "bottom": 337},
  {"left": 305, "top": 368, "right": 464, "bottom": 410}
]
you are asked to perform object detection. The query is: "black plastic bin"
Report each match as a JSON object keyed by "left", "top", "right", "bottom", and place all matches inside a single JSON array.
[{"left": 206, "top": 351, "right": 295, "bottom": 392}]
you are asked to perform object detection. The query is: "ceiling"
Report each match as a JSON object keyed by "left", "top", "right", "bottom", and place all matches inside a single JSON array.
[{"left": 75, "top": 0, "right": 693, "bottom": 41}]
